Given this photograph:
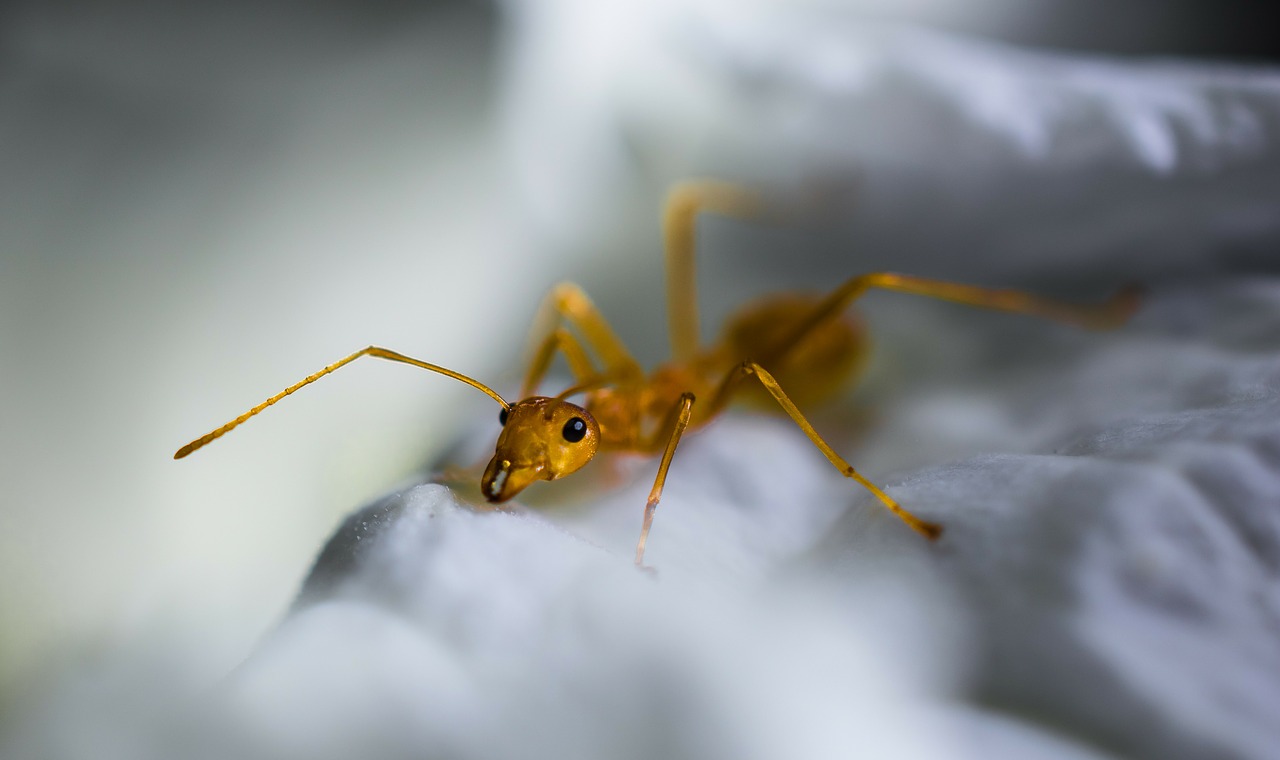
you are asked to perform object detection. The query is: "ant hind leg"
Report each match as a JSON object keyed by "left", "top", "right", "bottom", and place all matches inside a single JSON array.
[{"left": 759, "top": 273, "right": 1140, "bottom": 368}]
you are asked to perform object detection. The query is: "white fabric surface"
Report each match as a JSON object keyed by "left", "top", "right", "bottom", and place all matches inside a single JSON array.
[
  {"left": 242, "top": 278, "right": 1277, "bottom": 760},
  {"left": 6, "top": 5, "right": 1279, "bottom": 760}
]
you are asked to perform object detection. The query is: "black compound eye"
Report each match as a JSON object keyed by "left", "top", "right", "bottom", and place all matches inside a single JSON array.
[
  {"left": 561, "top": 417, "right": 587, "bottom": 443},
  {"left": 499, "top": 407, "right": 509, "bottom": 426}
]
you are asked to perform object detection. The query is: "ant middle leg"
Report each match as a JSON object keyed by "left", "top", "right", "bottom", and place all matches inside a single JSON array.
[
  {"left": 662, "top": 180, "right": 764, "bottom": 363},
  {"left": 709, "top": 361, "right": 943, "bottom": 541}
]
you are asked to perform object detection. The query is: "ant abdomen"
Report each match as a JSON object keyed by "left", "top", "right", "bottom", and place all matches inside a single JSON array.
[{"left": 719, "top": 292, "right": 869, "bottom": 410}]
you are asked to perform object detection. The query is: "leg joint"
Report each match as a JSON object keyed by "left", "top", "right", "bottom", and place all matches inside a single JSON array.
[{"left": 550, "top": 282, "right": 590, "bottom": 313}]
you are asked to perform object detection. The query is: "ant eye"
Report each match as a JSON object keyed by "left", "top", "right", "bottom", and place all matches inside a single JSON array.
[
  {"left": 562, "top": 417, "right": 587, "bottom": 443},
  {"left": 499, "top": 407, "right": 509, "bottom": 426}
]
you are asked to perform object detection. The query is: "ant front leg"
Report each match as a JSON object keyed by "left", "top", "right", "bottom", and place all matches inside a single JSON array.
[
  {"left": 709, "top": 362, "right": 943, "bottom": 541},
  {"left": 521, "top": 326, "right": 598, "bottom": 398},
  {"left": 634, "top": 392, "right": 696, "bottom": 568},
  {"left": 523, "top": 282, "right": 645, "bottom": 397},
  {"left": 522, "top": 324, "right": 643, "bottom": 402}
]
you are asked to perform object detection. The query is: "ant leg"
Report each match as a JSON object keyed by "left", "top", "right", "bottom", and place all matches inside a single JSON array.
[
  {"left": 663, "top": 181, "right": 764, "bottom": 362},
  {"left": 526, "top": 282, "right": 645, "bottom": 389},
  {"left": 521, "top": 327, "right": 598, "bottom": 398},
  {"left": 521, "top": 286, "right": 654, "bottom": 398},
  {"left": 710, "top": 362, "right": 942, "bottom": 540},
  {"left": 175, "top": 346, "right": 507, "bottom": 459},
  {"left": 634, "top": 392, "right": 697, "bottom": 566},
  {"left": 761, "top": 273, "right": 1140, "bottom": 367}
]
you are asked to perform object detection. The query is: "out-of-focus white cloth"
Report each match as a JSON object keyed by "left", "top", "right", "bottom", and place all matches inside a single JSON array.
[
  {"left": 240, "top": 278, "right": 1276, "bottom": 760},
  {"left": 6, "top": 4, "right": 1279, "bottom": 759},
  {"left": 503, "top": 1, "right": 1280, "bottom": 288}
]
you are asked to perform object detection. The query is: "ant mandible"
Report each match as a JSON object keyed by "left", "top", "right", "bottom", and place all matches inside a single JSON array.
[{"left": 176, "top": 180, "right": 1140, "bottom": 566}]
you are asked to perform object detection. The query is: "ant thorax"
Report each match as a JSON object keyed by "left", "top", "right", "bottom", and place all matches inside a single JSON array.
[{"left": 583, "top": 386, "right": 644, "bottom": 450}]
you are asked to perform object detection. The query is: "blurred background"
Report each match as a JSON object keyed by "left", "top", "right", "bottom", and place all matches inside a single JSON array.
[{"left": 0, "top": 0, "right": 1275, "bottom": 717}]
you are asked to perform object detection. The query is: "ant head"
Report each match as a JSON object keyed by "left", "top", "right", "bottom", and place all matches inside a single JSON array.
[{"left": 481, "top": 397, "right": 600, "bottom": 503}]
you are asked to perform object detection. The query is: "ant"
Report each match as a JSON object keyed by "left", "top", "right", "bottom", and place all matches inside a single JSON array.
[{"left": 176, "top": 180, "right": 1140, "bottom": 566}]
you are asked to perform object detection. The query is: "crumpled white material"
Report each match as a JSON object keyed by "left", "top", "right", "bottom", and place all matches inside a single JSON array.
[
  {"left": 235, "top": 277, "right": 1276, "bottom": 760},
  {"left": 479, "top": 13, "right": 1280, "bottom": 754},
  {"left": 503, "top": 1, "right": 1280, "bottom": 286},
  {"left": 7, "top": 4, "right": 1280, "bottom": 760}
]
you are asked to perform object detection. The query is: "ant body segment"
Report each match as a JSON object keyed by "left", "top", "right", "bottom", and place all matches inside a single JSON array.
[{"left": 176, "top": 181, "right": 1139, "bottom": 566}]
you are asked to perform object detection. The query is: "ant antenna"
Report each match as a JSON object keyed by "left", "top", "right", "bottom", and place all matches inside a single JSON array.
[{"left": 175, "top": 346, "right": 508, "bottom": 459}]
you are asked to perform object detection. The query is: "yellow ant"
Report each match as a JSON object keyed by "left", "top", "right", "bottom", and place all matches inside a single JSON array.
[{"left": 176, "top": 180, "right": 1140, "bottom": 566}]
